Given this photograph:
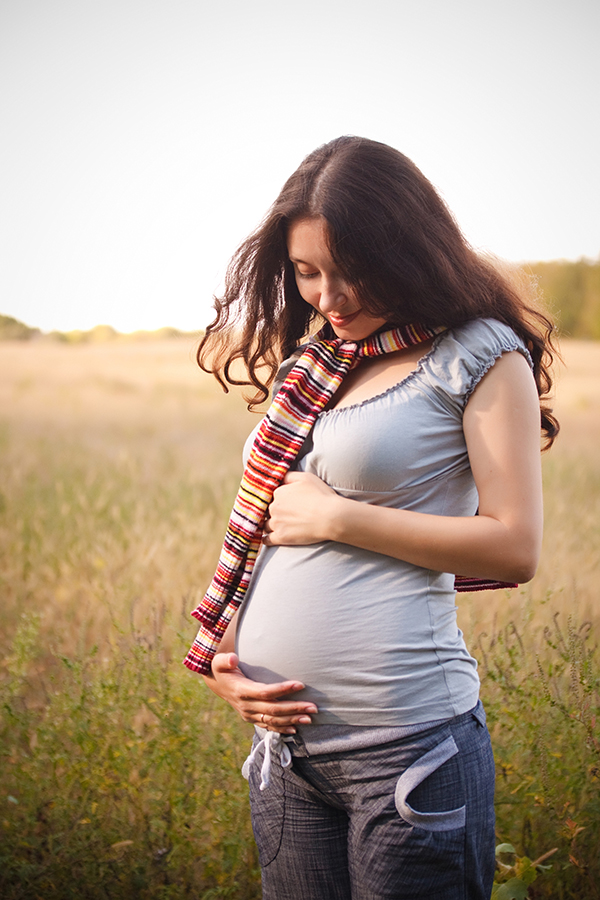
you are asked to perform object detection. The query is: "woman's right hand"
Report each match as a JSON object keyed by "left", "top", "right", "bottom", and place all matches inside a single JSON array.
[{"left": 202, "top": 652, "right": 318, "bottom": 734}]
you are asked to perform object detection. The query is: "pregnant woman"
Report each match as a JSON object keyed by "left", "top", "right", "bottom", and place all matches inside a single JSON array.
[{"left": 184, "top": 136, "right": 558, "bottom": 900}]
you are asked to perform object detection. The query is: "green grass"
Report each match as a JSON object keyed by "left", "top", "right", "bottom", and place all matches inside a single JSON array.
[
  {"left": 482, "top": 616, "right": 600, "bottom": 899},
  {"left": 2, "top": 625, "right": 259, "bottom": 898},
  {"left": 0, "top": 427, "right": 259, "bottom": 898}
]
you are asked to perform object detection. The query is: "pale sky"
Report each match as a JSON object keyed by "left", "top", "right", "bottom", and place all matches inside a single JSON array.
[{"left": 1, "top": 0, "right": 599, "bottom": 333}]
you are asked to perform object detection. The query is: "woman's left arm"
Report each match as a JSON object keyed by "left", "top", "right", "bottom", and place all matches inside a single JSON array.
[{"left": 263, "top": 351, "right": 543, "bottom": 584}]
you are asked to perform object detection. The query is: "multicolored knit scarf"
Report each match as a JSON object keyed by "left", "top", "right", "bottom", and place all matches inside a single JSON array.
[{"left": 184, "top": 323, "right": 516, "bottom": 675}]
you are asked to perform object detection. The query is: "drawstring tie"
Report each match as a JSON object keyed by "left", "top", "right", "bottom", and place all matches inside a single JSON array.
[{"left": 242, "top": 729, "right": 293, "bottom": 791}]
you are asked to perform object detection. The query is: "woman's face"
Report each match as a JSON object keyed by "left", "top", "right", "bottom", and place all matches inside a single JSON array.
[{"left": 287, "top": 217, "right": 388, "bottom": 341}]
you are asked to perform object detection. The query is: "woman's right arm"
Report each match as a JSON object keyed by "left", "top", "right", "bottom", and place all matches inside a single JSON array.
[{"left": 202, "top": 610, "right": 318, "bottom": 734}]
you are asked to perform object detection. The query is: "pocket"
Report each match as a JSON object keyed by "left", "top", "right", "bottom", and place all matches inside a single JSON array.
[
  {"left": 472, "top": 699, "right": 487, "bottom": 728},
  {"left": 394, "top": 734, "right": 466, "bottom": 831},
  {"left": 248, "top": 741, "right": 286, "bottom": 867}
]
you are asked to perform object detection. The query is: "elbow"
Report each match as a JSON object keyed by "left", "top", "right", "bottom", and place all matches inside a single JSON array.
[
  {"left": 487, "top": 517, "right": 542, "bottom": 585},
  {"left": 511, "top": 560, "right": 538, "bottom": 585},
  {"left": 491, "top": 558, "right": 537, "bottom": 585},
  {"left": 503, "top": 542, "right": 541, "bottom": 585}
]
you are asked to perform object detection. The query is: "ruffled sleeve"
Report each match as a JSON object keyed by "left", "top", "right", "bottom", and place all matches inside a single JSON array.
[{"left": 423, "top": 318, "right": 534, "bottom": 416}]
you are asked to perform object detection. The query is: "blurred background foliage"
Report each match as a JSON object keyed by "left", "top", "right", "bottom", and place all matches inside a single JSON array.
[
  {"left": 2, "top": 257, "right": 600, "bottom": 344},
  {"left": 527, "top": 258, "right": 600, "bottom": 340}
]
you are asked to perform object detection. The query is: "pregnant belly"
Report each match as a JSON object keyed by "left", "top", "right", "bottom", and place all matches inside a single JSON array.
[{"left": 235, "top": 542, "right": 462, "bottom": 717}]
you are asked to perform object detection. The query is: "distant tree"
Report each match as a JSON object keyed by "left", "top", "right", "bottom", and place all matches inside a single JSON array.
[
  {"left": 0, "top": 314, "right": 40, "bottom": 340},
  {"left": 527, "top": 258, "right": 600, "bottom": 340}
]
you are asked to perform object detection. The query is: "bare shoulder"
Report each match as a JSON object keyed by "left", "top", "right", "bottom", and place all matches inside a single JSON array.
[{"left": 465, "top": 349, "right": 537, "bottom": 413}]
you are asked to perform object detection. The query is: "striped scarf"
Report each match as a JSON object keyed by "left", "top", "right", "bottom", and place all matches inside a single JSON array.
[{"left": 184, "top": 323, "right": 515, "bottom": 675}]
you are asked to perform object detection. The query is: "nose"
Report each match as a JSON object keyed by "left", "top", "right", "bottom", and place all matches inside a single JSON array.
[{"left": 319, "top": 275, "right": 349, "bottom": 313}]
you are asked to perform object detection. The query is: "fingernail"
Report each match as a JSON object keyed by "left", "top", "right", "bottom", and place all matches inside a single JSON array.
[
  {"left": 298, "top": 717, "right": 312, "bottom": 724},
  {"left": 306, "top": 706, "right": 318, "bottom": 714}
]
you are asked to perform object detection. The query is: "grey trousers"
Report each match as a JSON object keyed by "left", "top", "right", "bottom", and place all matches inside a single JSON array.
[{"left": 247, "top": 703, "right": 495, "bottom": 900}]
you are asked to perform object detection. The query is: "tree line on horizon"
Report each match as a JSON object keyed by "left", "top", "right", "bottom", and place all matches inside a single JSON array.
[
  {"left": 2, "top": 257, "right": 600, "bottom": 342},
  {"left": 527, "top": 257, "right": 600, "bottom": 340},
  {"left": 0, "top": 319, "right": 199, "bottom": 343}
]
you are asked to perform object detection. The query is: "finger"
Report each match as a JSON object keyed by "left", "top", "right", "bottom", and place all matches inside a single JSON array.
[
  {"left": 259, "top": 713, "right": 315, "bottom": 736},
  {"left": 257, "top": 701, "right": 318, "bottom": 719},
  {"left": 234, "top": 678, "right": 305, "bottom": 702},
  {"left": 236, "top": 683, "right": 307, "bottom": 704},
  {"left": 270, "top": 712, "right": 315, "bottom": 725},
  {"left": 211, "top": 652, "right": 239, "bottom": 673},
  {"left": 256, "top": 710, "right": 315, "bottom": 735},
  {"left": 254, "top": 680, "right": 308, "bottom": 699},
  {"left": 282, "top": 471, "right": 306, "bottom": 484}
]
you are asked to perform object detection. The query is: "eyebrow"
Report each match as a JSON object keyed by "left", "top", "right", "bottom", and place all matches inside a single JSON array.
[{"left": 289, "top": 256, "right": 313, "bottom": 265}]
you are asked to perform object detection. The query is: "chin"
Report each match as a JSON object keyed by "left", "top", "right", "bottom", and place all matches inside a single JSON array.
[{"left": 328, "top": 315, "right": 388, "bottom": 342}]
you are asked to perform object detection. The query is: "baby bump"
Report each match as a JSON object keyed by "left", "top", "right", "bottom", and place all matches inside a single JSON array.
[{"left": 235, "top": 542, "right": 464, "bottom": 719}]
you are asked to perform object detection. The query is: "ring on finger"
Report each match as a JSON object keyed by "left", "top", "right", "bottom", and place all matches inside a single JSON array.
[{"left": 260, "top": 712, "right": 265, "bottom": 724}]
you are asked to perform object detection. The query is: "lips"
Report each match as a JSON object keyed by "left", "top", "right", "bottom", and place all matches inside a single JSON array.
[{"left": 328, "top": 310, "right": 361, "bottom": 329}]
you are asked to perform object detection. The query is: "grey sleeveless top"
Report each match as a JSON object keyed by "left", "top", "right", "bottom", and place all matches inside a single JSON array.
[{"left": 236, "top": 319, "right": 532, "bottom": 726}]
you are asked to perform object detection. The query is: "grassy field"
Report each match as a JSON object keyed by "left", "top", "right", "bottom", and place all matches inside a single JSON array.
[{"left": 1, "top": 337, "right": 599, "bottom": 899}]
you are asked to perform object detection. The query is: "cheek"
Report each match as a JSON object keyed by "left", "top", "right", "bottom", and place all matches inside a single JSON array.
[{"left": 297, "top": 283, "right": 319, "bottom": 310}]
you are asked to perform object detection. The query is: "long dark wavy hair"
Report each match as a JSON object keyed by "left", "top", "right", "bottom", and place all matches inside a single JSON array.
[{"left": 198, "top": 136, "right": 558, "bottom": 447}]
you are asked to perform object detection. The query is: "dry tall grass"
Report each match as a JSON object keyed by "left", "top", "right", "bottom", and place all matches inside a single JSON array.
[
  {"left": 0, "top": 336, "right": 599, "bottom": 898},
  {"left": 0, "top": 339, "right": 256, "bottom": 662},
  {"left": 2, "top": 337, "right": 597, "bottom": 649}
]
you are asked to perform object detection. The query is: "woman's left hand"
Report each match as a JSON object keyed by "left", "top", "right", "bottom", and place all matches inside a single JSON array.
[{"left": 263, "top": 471, "right": 340, "bottom": 546}]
